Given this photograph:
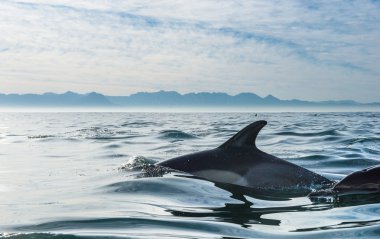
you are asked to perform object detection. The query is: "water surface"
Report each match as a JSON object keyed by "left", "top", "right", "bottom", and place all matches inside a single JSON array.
[{"left": 0, "top": 112, "right": 379, "bottom": 238}]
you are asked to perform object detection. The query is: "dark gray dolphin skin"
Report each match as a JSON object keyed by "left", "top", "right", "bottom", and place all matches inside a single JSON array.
[
  {"left": 332, "top": 165, "right": 380, "bottom": 195},
  {"left": 157, "top": 120, "right": 333, "bottom": 196}
]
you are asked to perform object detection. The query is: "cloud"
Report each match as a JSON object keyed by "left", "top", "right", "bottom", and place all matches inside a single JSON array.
[{"left": 0, "top": 0, "right": 379, "bottom": 102}]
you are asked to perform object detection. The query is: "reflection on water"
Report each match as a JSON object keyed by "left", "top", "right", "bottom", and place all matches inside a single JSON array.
[{"left": 0, "top": 112, "right": 379, "bottom": 238}]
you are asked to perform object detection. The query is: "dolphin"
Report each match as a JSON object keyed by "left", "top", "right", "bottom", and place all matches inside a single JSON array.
[
  {"left": 332, "top": 165, "right": 380, "bottom": 195},
  {"left": 157, "top": 120, "right": 333, "bottom": 196}
]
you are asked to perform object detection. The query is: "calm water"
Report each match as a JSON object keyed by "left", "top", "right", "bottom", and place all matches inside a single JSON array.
[{"left": 0, "top": 112, "right": 380, "bottom": 238}]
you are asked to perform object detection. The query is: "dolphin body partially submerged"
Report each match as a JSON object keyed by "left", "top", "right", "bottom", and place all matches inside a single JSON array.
[
  {"left": 331, "top": 165, "right": 380, "bottom": 195},
  {"left": 157, "top": 120, "right": 380, "bottom": 197}
]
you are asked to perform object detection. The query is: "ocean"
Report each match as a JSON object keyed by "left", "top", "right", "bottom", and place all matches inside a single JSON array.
[{"left": 0, "top": 112, "right": 379, "bottom": 238}]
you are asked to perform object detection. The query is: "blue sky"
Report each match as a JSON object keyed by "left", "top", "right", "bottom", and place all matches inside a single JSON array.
[{"left": 0, "top": 0, "right": 379, "bottom": 102}]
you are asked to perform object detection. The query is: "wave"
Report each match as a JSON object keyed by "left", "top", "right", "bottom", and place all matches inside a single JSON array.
[
  {"left": 292, "top": 155, "right": 332, "bottom": 161},
  {"left": 86, "top": 135, "right": 140, "bottom": 140},
  {"left": 121, "top": 121, "right": 159, "bottom": 128},
  {"left": 13, "top": 217, "right": 263, "bottom": 239},
  {"left": 275, "top": 129, "right": 340, "bottom": 137},
  {"left": 0, "top": 233, "right": 88, "bottom": 239},
  {"left": 320, "top": 158, "right": 379, "bottom": 168},
  {"left": 103, "top": 144, "right": 123, "bottom": 149},
  {"left": 341, "top": 137, "right": 380, "bottom": 145},
  {"left": 62, "top": 127, "right": 142, "bottom": 141},
  {"left": 119, "top": 156, "right": 157, "bottom": 171},
  {"left": 28, "top": 135, "right": 55, "bottom": 139},
  {"left": 159, "top": 130, "right": 197, "bottom": 140}
]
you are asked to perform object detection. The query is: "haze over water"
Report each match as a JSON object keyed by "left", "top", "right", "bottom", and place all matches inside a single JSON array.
[{"left": 1, "top": 111, "right": 380, "bottom": 238}]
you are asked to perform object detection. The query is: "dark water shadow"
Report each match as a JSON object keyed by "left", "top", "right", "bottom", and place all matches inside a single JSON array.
[
  {"left": 167, "top": 175, "right": 380, "bottom": 229},
  {"left": 165, "top": 190, "right": 333, "bottom": 229},
  {"left": 163, "top": 176, "right": 334, "bottom": 228},
  {"left": 176, "top": 174, "right": 323, "bottom": 200}
]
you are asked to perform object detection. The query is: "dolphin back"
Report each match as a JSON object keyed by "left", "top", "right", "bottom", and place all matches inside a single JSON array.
[{"left": 333, "top": 165, "right": 380, "bottom": 195}]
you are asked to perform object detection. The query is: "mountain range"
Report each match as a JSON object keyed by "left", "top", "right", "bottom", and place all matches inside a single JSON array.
[{"left": 0, "top": 91, "right": 379, "bottom": 108}]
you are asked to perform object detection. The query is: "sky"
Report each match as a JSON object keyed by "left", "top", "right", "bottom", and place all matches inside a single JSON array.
[{"left": 0, "top": 0, "right": 379, "bottom": 102}]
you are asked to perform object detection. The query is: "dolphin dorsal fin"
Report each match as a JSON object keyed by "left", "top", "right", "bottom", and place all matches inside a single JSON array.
[{"left": 219, "top": 120, "right": 267, "bottom": 149}]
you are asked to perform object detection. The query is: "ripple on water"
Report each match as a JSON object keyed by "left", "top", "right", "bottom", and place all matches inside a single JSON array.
[
  {"left": 99, "top": 153, "right": 129, "bottom": 159},
  {"left": 324, "top": 136, "right": 343, "bottom": 142},
  {"left": 320, "top": 158, "right": 379, "bottom": 169},
  {"left": 292, "top": 155, "right": 332, "bottom": 161},
  {"left": 342, "top": 137, "right": 380, "bottom": 146},
  {"left": 28, "top": 135, "right": 55, "bottom": 139},
  {"left": 362, "top": 148, "right": 380, "bottom": 155},
  {"left": 275, "top": 129, "right": 340, "bottom": 137},
  {"left": 120, "top": 121, "right": 158, "bottom": 128},
  {"left": 158, "top": 130, "right": 197, "bottom": 140},
  {"left": 66, "top": 127, "right": 138, "bottom": 141},
  {"left": 105, "top": 175, "right": 238, "bottom": 208},
  {"left": 103, "top": 144, "right": 123, "bottom": 149},
  {"left": 14, "top": 217, "right": 268, "bottom": 239}
]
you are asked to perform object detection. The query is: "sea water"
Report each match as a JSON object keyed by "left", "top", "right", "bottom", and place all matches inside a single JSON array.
[{"left": 0, "top": 112, "right": 379, "bottom": 238}]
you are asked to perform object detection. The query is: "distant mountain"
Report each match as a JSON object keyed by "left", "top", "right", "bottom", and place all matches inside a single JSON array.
[
  {"left": 0, "top": 90, "right": 379, "bottom": 108},
  {"left": 107, "top": 91, "right": 379, "bottom": 107},
  {"left": 75, "top": 92, "right": 113, "bottom": 106},
  {"left": 0, "top": 91, "right": 113, "bottom": 107}
]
